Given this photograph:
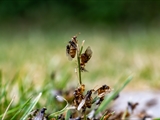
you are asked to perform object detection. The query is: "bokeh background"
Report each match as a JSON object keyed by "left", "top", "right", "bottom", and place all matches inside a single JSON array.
[{"left": 1, "top": 0, "right": 160, "bottom": 91}]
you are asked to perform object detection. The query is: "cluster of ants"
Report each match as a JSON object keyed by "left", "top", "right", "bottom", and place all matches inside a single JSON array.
[
  {"left": 28, "top": 36, "right": 153, "bottom": 120},
  {"left": 28, "top": 84, "right": 113, "bottom": 120},
  {"left": 28, "top": 85, "right": 152, "bottom": 120},
  {"left": 66, "top": 35, "right": 92, "bottom": 72}
]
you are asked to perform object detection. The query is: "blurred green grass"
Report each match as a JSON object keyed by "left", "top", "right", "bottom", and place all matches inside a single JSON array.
[{"left": 1, "top": 27, "right": 160, "bottom": 90}]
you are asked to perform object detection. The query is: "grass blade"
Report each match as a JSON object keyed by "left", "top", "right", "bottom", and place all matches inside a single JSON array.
[
  {"left": 0, "top": 70, "right": 3, "bottom": 113},
  {"left": 10, "top": 97, "right": 33, "bottom": 120},
  {"left": 65, "top": 109, "right": 71, "bottom": 120},
  {"left": 2, "top": 95, "right": 15, "bottom": 120},
  {"left": 50, "top": 95, "right": 69, "bottom": 117},
  {"left": 77, "top": 42, "right": 84, "bottom": 85},
  {"left": 0, "top": 97, "right": 32, "bottom": 118},
  {"left": 20, "top": 92, "right": 42, "bottom": 120},
  {"left": 0, "top": 70, "right": 2, "bottom": 90}
]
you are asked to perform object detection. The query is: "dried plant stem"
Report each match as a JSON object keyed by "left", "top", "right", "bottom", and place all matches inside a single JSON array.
[
  {"left": 2, "top": 95, "right": 15, "bottom": 120},
  {"left": 121, "top": 109, "right": 127, "bottom": 119},
  {"left": 77, "top": 46, "right": 83, "bottom": 85}
]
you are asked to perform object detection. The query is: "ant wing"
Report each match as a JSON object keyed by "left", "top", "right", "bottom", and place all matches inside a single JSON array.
[
  {"left": 77, "top": 99, "right": 86, "bottom": 111},
  {"left": 67, "top": 55, "right": 73, "bottom": 61},
  {"left": 98, "top": 92, "right": 107, "bottom": 98},
  {"left": 85, "top": 46, "right": 92, "bottom": 58},
  {"left": 94, "top": 90, "right": 98, "bottom": 95},
  {"left": 88, "top": 109, "right": 96, "bottom": 119}
]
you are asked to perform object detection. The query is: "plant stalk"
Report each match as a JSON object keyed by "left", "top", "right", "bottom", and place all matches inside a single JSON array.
[
  {"left": 77, "top": 40, "right": 85, "bottom": 85},
  {"left": 77, "top": 45, "right": 83, "bottom": 85}
]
